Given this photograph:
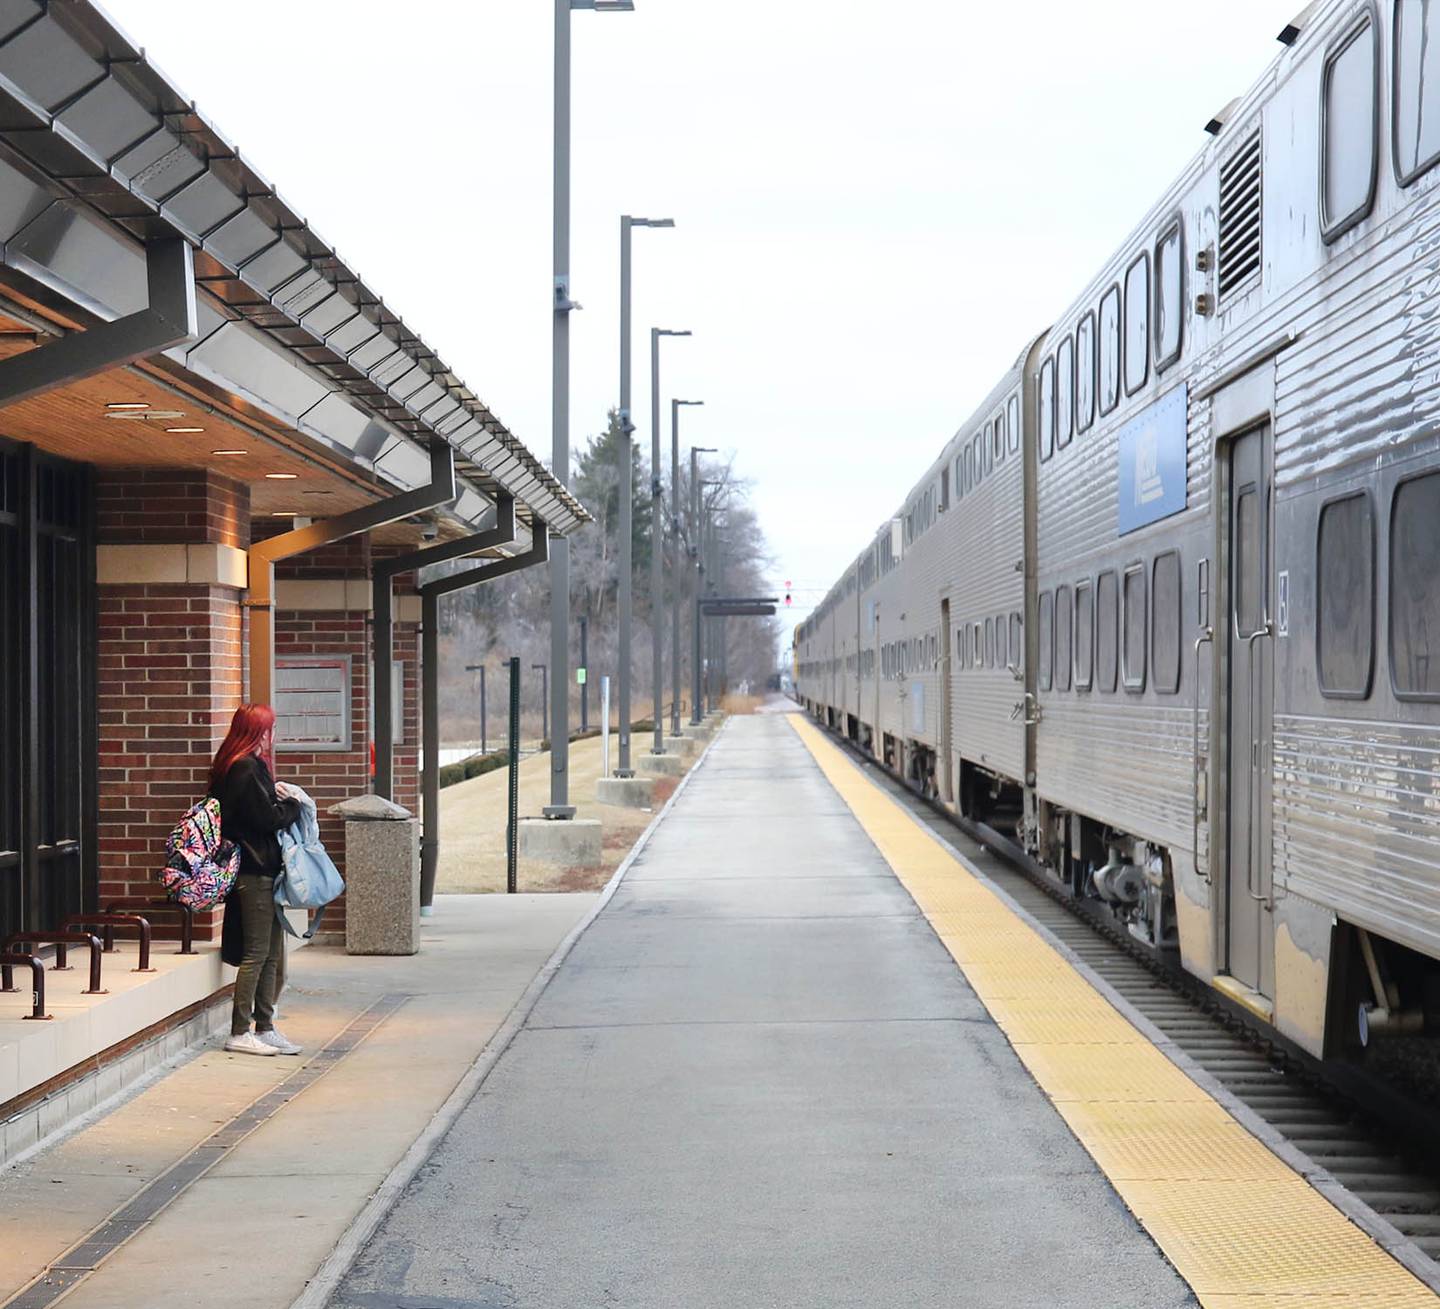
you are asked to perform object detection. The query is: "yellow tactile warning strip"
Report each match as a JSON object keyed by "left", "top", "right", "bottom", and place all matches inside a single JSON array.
[{"left": 786, "top": 715, "right": 1440, "bottom": 1308}]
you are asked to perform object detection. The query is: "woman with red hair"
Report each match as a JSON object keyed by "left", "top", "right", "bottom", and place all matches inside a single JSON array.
[{"left": 210, "top": 704, "right": 302, "bottom": 1057}]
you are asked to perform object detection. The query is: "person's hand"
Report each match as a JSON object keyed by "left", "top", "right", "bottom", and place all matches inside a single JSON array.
[{"left": 275, "top": 781, "right": 293, "bottom": 799}]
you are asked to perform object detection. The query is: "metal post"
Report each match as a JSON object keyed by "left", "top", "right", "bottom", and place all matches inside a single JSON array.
[
  {"left": 650, "top": 327, "right": 663, "bottom": 754},
  {"left": 690, "top": 457, "right": 703, "bottom": 725},
  {"left": 421, "top": 592, "right": 440, "bottom": 911},
  {"left": 618, "top": 217, "right": 634, "bottom": 777},
  {"left": 618, "top": 223, "right": 677, "bottom": 771},
  {"left": 466, "top": 664, "right": 487, "bottom": 755},
  {"left": 579, "top": 614, "right": 589, "bottom": 731},
  {"left": 534, "top": 663, "right": 549, "bottom": 742},
  {"left": 547, "top": 0, "right": 575, "bottom": 819},
  {"left": 670, "top": 404, "right": 703, "bottom": 735},
  {"left": 506, "top": 655, "right": 520, "bottom": 893},
  {"left": 601, "top": 674, "right": 611, "bottom": 777}
]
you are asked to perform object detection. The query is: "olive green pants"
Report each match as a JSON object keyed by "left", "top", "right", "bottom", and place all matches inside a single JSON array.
[{"left": 231, "top": 873, "right": 286, "bottom": 1036}]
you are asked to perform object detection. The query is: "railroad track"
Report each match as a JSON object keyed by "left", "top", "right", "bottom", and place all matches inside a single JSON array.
[{"left": 835, "top": 737, "right": 1440, "bottom": 1267}]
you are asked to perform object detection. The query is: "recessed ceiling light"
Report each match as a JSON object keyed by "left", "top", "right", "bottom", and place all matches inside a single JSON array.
[
  {"left": 166, "top": 426, "right": 205, "bottom": 434},
  {"left": 105, "top": 401, "right": 148, "bottom": 410},
  {"left": 303, "top": 490, "right": 335, "bottom": 496},
  {"left": 265, "top": 472, "right": 298, "bottom": 479},
  {"left": 272, "top": 510, "right": 300, "bottom": 517},
  {"left": 212, "top": 449, "right": 248, "bottom": 456}
]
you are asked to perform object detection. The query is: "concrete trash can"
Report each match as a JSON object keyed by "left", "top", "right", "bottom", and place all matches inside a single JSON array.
[{"left": 329, "top": 794, "right": 420, "bottom": 956}]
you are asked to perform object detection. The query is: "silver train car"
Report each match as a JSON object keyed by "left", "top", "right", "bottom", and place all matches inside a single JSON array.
[{"left": 796, "top": 0, "right": 1440, "bottom": 1062}]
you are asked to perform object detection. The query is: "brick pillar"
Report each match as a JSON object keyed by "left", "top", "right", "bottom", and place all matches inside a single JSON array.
[{"left": 95, "top": 471, "right": 249, "bottom": 940}]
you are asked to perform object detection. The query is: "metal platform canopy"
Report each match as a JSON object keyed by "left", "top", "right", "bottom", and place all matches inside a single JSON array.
[{"left": 0, "top": 0, "right": 591, "bottom": 553}]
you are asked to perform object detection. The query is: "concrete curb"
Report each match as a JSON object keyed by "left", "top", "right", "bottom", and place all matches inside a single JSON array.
[{"left": 288, "top": 720, "right": 726, "bottom": 1309}]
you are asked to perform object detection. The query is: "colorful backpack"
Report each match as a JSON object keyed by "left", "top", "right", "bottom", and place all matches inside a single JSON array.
[{"left": 160, "top": 798, "right": 240, "bottom": 910}]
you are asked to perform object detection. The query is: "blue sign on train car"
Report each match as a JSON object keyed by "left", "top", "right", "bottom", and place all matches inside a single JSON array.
[{"left": 1117, "top": 385, "right": 1188, "bottom": 534}]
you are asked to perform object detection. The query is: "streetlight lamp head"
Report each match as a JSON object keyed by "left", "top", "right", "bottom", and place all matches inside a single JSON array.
[
  {"left": 577, "top": 0, "right": 634, "bottom": 11},
  {"left": 655, "top": 328, "right": 692, "bottom": 338},
  {"left": 677, "top": 399, "right": 704, "bottom": 407}
]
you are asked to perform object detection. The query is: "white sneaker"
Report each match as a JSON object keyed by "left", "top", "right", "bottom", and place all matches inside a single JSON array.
[
  {"left": 256, "top": 1027, "right": 303, "bottom": 1055},
  {"left": 224, "top": 1031, "right": 278, "bottom": 1057}
]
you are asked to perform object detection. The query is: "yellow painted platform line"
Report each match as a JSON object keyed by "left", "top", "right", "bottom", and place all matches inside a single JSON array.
[{"left": 786, "top": 715, "right": 1439, "bottom": 1307}]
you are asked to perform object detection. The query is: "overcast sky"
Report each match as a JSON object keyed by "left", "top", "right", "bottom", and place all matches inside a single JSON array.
[{"left": 111, "top": 0, "right": 1299, "bottom": 629}]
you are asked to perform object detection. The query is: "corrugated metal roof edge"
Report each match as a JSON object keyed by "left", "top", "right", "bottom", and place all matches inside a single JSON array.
[{"left": 3, "top": 0, "right": 589, "bottom": 533}]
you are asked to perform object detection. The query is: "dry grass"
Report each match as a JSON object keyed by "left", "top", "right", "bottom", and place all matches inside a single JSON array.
[
  {"left": 720, "top": 694, "right": 762, "bottom": 715},
  {"left": 434, "top": 730, "right": 701, "bottom": 894}
]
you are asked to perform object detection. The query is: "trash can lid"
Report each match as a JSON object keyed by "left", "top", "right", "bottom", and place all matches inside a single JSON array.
[{"left": 328, "top": 793, "right": 414, "bottom": 821}]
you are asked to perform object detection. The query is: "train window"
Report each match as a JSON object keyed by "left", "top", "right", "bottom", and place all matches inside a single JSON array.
[
  {"left": 1122, "top": 563, "right": 1147, "bottom": 691},
  {"left": 1007, "top": 395, "right": 1020, "bottom": 454},
  {"left": 1152, "top": 550, "right": 1182, "bottom": 694},
  {"left": 1038, "top": 355, "right": 1055, "bottom": 462},
  {"left": 996, "top": 611, "right": 1008, "bottom": 667},
  {"left": 1038, "top": 591, "right": 1054, "bottom": 691},
  {"left": 1096, "top": 570, "right": 1119, "bottom": 692},
  {"left": 993, "top": 410, "right": 1005, "bottom": 463},
  {"left": 1009, "top": 611, "right": 1023, "bottom": 671},
  {"left": 1317, "top": 492, "right": 1374, "bottom": 698},
  {"left": 1396, "top": 0, "right": 1440, "bottom": 184},
  {"left": 1076, "top": 312, "right": 1096, "bottom": 434},
  {"left": 1055, "top": 585, "right": 1073, "bottom": 691},
  {"left": 941, "top": 468, "right": 950, "bottom": 512},
  {"left": 1390, "top": 472, "right": 1440, "bottom": 699},
  {"left": 985, "top": 617, "right": 995, "bottom": 667},
  {"left": 972, "top": 434, "right": 984, "bottom": 485},
  {"left": 957, "top": 629, "right": 967, "bottom": 671},
  {"left": 1099, "top": 285, "right": 1121, "bottom": 414},
  {"left": 973, "top": 622, "right": 982, "bottom": 666},
  {"left": 1155, "top": 221, "right": 1184, "bottom": 371},
  {"left": 1056, "top": 334, "right": 1075, "bottom": 450},
  {"left": 1124, "top": 254, "right": 1150, "bottom": 396},
  {"left": 1322, "top": 14, "right": 1377, "bottom": 241},
  {"left": 982, "top": 423, "right": 994, "bottom": 477},
  {"left": 1074, "top": 580, "right": 1094, "bottom": 690}
]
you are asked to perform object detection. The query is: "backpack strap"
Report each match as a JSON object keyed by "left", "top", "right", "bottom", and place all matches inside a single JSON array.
[{"left": 274, "top": 901, "right": 326, "bottom": 941}]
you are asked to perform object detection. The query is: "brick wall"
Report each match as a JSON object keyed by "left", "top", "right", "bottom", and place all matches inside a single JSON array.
[
  {"left": 95, "top": 479, "right": 426, "bottom": 944},
  {"left": 96, "top": 584, "right": 243, "bottom": 938},
  {"left": 95, "top": 470, "right": 250, "bottom": 941},
  {"left": 98, "top": 469, "right": 249, "bottom": 547}
]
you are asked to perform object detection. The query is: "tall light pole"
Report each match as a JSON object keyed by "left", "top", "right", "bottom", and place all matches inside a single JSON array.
[
  {"left": 688, "top": 449, "right": 716, "bottom": 724},
  {"left": 670, "top": 400, "right": 703, "bottom": 736},
  {"left": 551, "top": 0, "right": 634, "bottom": 816},
  {"left": 649, "top": 327, "right": 690, "bottom": 755},
  {"left": 616, "top": 216, "right": 674, "bottom": 777}
]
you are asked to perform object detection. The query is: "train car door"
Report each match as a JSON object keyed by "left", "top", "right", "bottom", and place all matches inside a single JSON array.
[
  {"left": 940, "top": 597, "right": 953, "bottom": 803},
  {"left": 1225, "top": 425, "right": 1275, "bottom": 998}
]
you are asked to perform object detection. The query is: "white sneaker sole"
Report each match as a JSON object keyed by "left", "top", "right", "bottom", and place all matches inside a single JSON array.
[{"left": 224, "top": 1039, "right": 278, "bottom": 1056}]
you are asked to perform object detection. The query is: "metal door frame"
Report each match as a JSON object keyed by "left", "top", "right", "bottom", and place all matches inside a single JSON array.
[
  {"left": 939, "top": 595, "right": 954, "bottom": 802},
  {"left": 1207, "top": 369, "right": 1277, "bottom": 994}
]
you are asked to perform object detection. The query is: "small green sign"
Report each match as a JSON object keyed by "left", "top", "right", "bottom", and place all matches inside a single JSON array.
[{"left": 576, "top": 667, "right": 587, "bottom": 685}]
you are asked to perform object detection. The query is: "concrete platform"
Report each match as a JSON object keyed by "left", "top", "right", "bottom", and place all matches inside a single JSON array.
[
  {"left": 518, "top": 816, "right": 603, "bottom": 866},
  {"left": 664, "top": 734, "right": 699, "bottom": 758},
  {"left": 637, "top": 750, "right": 684, "bottom": 778},
  {"left": 0, "top": 894, "right": 596, "bottom": 1309},
  {"left": 594, "top": 775, "right": 655, "bottom": 809},
  {"left": 331, "top": 714, "right": 1194, "bottom": 1308}
]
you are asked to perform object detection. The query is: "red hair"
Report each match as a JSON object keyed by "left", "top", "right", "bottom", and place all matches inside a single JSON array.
[{"left": 211, "top": 704, "right": 277, "bottom": 791}]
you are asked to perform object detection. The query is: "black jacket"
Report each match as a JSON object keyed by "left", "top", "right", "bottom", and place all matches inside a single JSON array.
[{"left": 214, "top": 754, "right": 301, "bottom": 879}]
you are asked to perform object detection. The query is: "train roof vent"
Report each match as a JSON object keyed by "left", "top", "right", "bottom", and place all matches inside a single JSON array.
[{"left": 1219, "top": 127, "right": 1262, "bottom": 301}]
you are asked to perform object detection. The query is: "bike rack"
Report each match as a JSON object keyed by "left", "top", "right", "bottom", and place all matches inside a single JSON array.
[
  {"left": 0, "top": 952, "right": 48, "bottom": 1019},
  {"left": 63, "top": 912, "right": 153, "bottom": 973},
  {"left": 105, "top": 898, "right": 196, "bottom": 955},
  {"left": 1, "top": 931, "right": 105, "bottom": 994}
]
